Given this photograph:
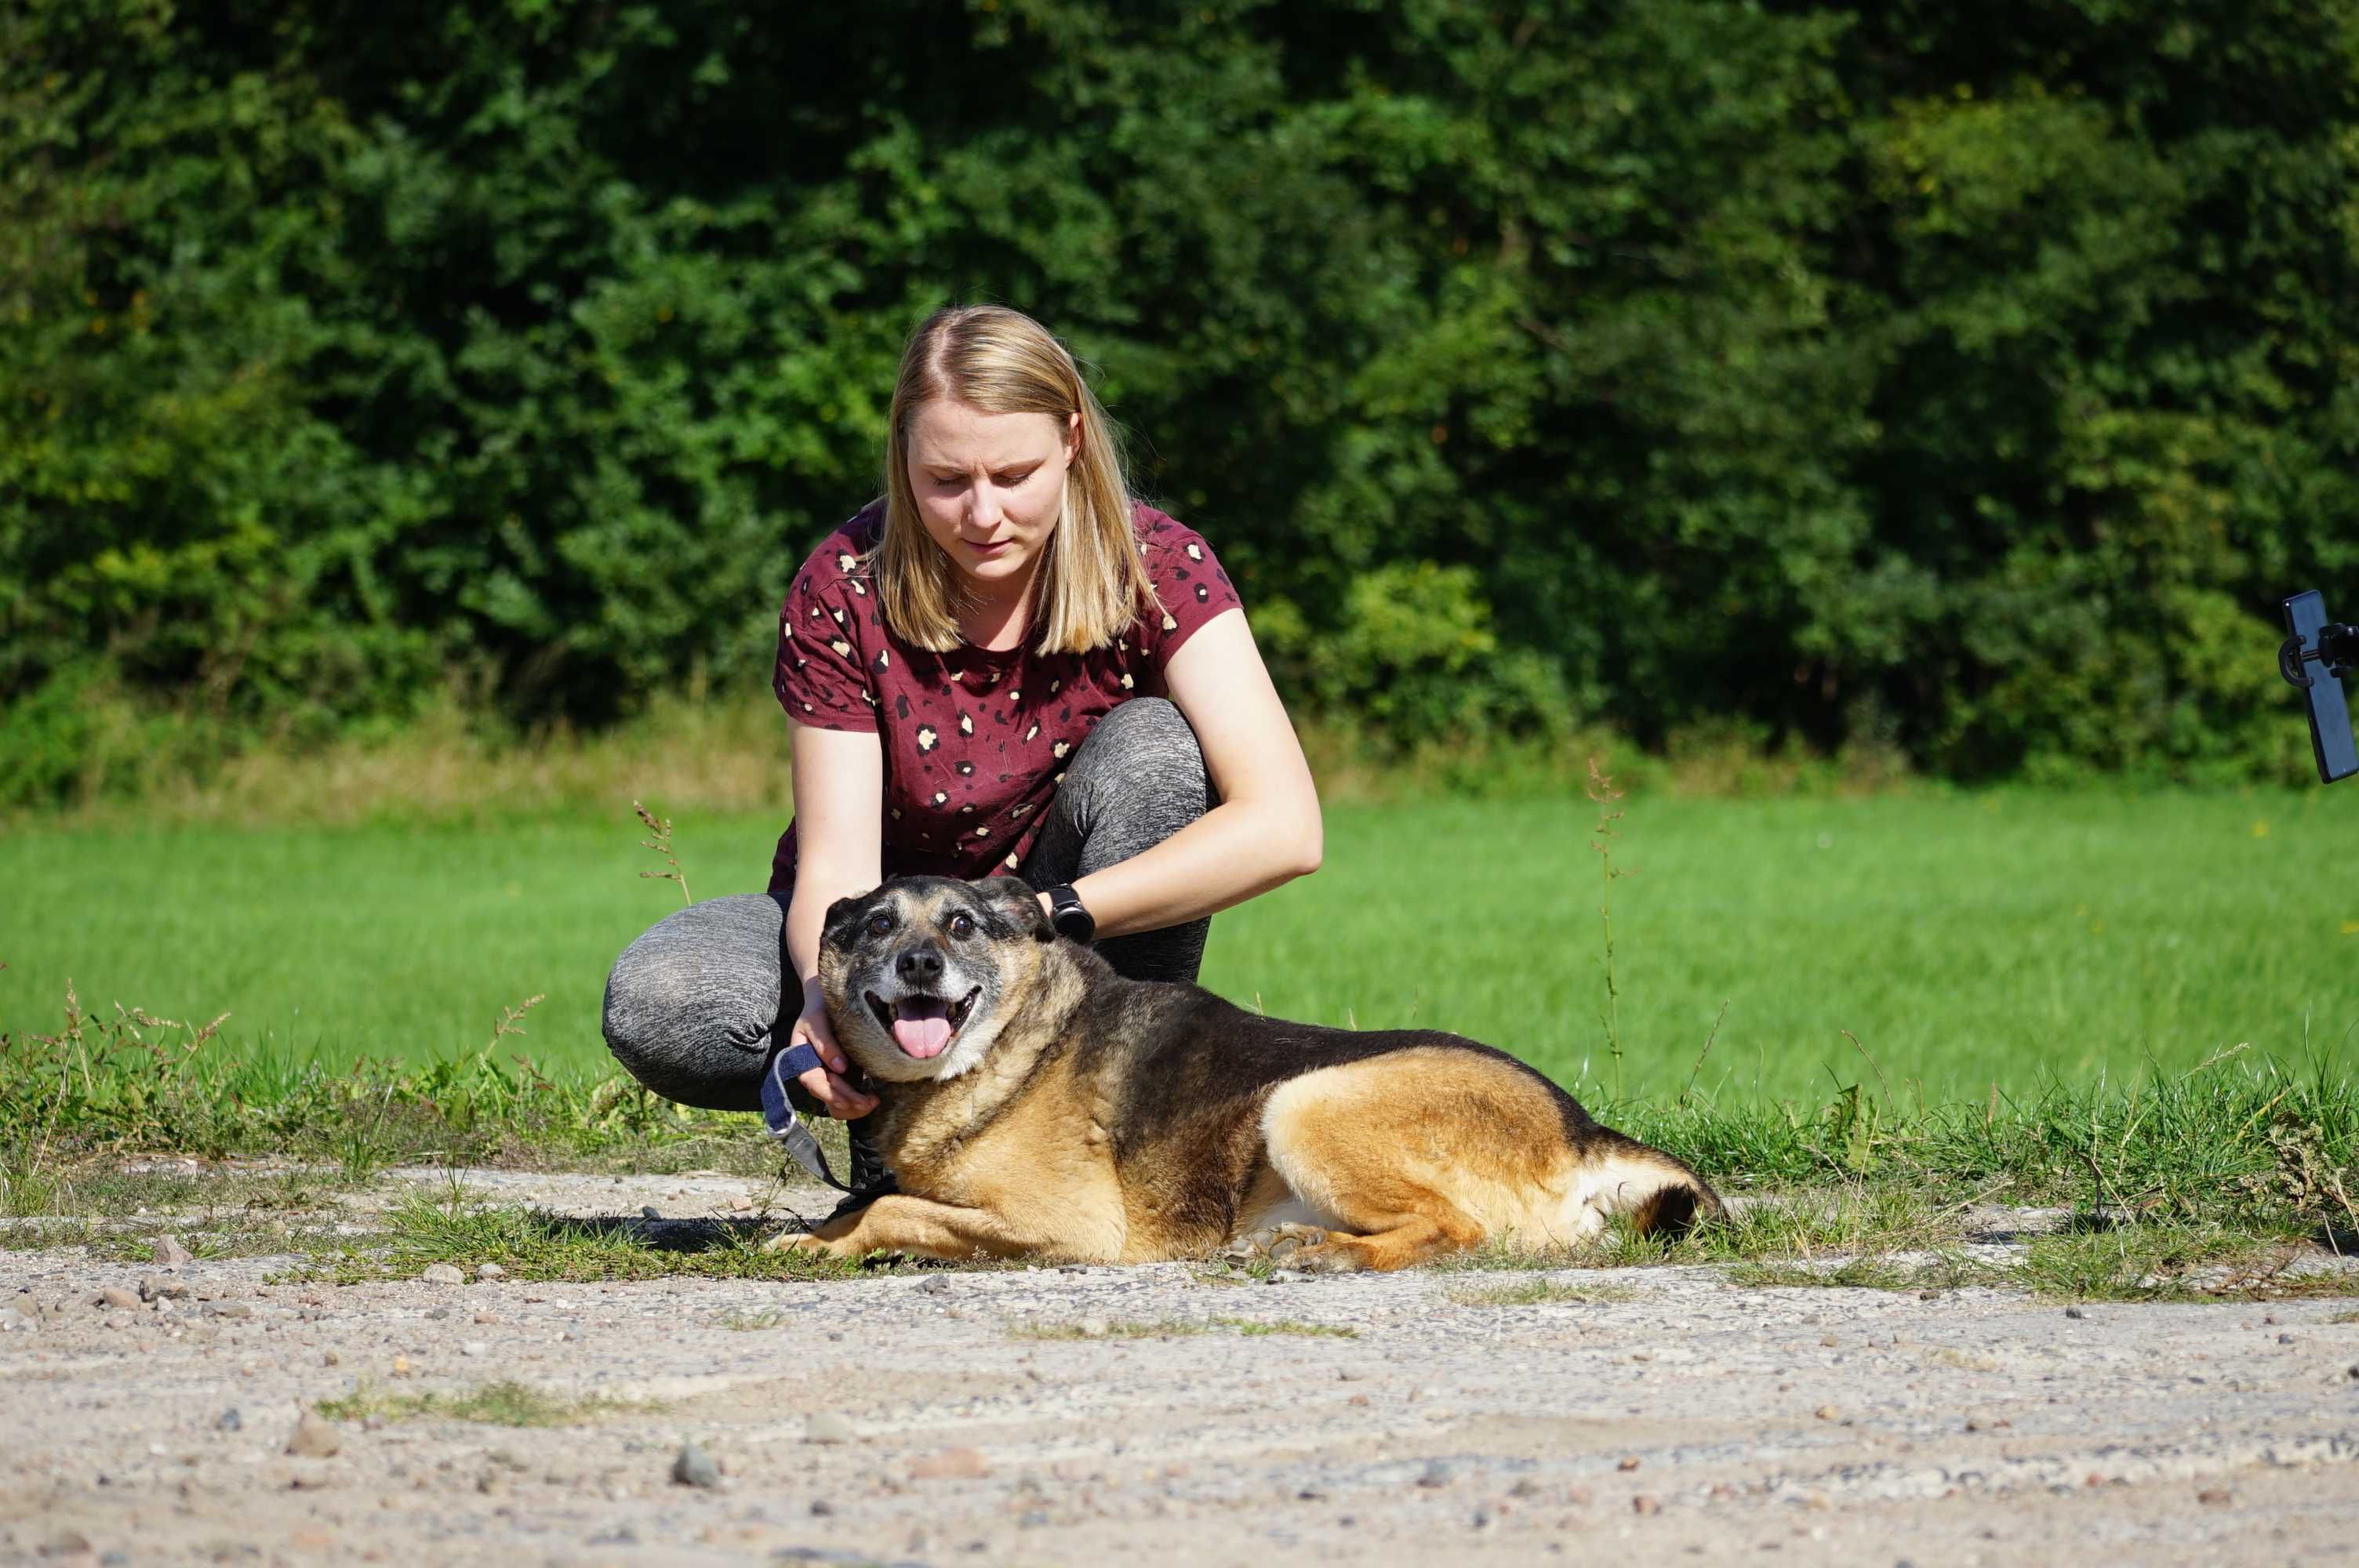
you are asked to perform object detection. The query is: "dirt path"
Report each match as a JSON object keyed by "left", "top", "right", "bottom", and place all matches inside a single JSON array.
[{"left": 5, "top": 1167, "right": 2359, "bottom": 1566}]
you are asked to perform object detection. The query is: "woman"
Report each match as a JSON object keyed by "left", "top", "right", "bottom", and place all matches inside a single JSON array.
[{"left": 602, "top": 304, "right": 1322, "bottom": 1202}]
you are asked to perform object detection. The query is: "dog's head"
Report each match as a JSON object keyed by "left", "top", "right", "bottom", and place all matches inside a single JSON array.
[{"left": 817, "top": 876, "right": 1056, "bottom": 1083}]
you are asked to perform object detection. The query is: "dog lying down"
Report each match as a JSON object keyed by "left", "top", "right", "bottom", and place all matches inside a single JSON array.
[{"left": 772, "top": 877, "right": 1721, "bottom": 1272}]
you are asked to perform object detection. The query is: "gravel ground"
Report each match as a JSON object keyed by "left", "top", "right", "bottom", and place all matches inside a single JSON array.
[{"left": 6, "top": 1167, "right": 2359, "bottom": 1566}]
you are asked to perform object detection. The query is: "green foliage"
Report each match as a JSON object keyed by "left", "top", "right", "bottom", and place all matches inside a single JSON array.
[{"left": 5, "top": 0, "right": 2357, "bottom": 800}]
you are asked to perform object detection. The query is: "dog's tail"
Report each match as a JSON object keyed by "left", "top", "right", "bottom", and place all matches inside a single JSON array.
[{"left": 1584, "top": 1134, "right": 1725, "bottom": 1239}]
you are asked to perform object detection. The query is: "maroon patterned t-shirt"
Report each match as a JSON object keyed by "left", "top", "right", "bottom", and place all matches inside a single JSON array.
[{"left": 767, "top": 500, "right": 1243, "bottom": 894}]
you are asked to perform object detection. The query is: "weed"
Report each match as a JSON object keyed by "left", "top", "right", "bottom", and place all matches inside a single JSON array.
[
  {"left": 1586, "top": 758, "right": 1631, "bottom": 1100},
  {"left": 632, "top": 800, "right": 693, "bottom": 906}
]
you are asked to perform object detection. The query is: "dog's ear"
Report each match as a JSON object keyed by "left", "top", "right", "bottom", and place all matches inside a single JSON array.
[
  {"left": 975, "top": 876, "right": 1055, "bottom": 943},
  {"left": 820, "top": 886, "right": 885, "bottom": 948}
]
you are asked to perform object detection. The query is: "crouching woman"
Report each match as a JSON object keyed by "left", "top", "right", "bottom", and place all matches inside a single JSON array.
[{"left": 600, "top": 303, "right": 1322, "bottom": 1205}]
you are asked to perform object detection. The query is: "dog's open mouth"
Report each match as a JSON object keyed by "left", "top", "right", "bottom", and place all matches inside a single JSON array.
[{"left": 865, "top": 988, "right": 980, "bottom": 1060}]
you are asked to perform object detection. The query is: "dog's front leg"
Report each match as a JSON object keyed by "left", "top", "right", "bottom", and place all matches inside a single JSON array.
[{"left": 770, "top": 1194, "right": 1034, "bottom": 1263}]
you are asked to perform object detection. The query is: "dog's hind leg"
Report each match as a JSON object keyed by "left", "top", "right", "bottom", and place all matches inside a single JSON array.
[{"left": 1254, "top": 1065, "right": 1500, "bottom": 1273}]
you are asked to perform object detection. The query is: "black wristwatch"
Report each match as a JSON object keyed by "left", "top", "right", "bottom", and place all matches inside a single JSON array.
[{"left": 1042, "top": 884, "right": 1096, "bottom": 945}]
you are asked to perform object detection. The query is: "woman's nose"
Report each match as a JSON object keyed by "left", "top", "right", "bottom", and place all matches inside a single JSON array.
[{"left": 966, "top": 482, "right": 1001, "bottom": 529}]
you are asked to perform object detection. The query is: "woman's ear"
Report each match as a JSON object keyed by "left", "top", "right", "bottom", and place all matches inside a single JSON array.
[{"left": 1063, "top": 409, "right": 1081, "bottom": 463}]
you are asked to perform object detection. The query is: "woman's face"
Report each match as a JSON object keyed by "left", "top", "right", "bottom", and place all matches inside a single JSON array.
[{"left": 904, "top": 399, "right": 1080, "bottom": 603}]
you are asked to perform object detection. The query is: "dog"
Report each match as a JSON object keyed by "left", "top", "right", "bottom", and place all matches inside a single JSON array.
[{"left": 772, "top": 877, "right": 1721, "bottom": 1271}]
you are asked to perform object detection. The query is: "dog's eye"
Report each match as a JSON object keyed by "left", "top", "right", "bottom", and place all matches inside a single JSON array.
[
  {"left": 865, "top": 912, "right": 892, "bottom": 938},
  {"left": 947, "top": 913, "right": 975, "bottom": 939}
]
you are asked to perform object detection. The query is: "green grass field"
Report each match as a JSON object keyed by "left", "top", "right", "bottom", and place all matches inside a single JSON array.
[{"left": 4, "top": 788, "right": 2353, "bottom": 1105}]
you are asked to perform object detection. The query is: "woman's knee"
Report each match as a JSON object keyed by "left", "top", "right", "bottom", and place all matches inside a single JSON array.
[
  {"left": 1064, "top": 697, "right": 1209, "bottom": 824},
  {"left": 600, "top": 893, "right": 787, "bottom": 1112}
]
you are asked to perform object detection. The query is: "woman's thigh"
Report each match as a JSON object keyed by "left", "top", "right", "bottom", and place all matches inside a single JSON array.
[
  {"left": 600, "top": 891, "right": 788, "bottom": 1112},
  {"left": 1020, "top": 695, "right": 1213, "bottom": 984}
]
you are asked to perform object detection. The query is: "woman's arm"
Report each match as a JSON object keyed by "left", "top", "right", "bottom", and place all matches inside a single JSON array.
[
  {"left": 784, "top": 719, "right": 887, "bottom": 1116},
  {"left": 1056, "top": 608, "right": 1322, "bottom": 939}
]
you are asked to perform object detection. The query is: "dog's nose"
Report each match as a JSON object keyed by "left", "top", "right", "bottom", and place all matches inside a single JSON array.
[{"left": 896, "top": 945, "right": 945, "bottom": 988}]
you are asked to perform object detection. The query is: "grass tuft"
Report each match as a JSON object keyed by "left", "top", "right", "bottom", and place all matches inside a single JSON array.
[{"left": 318, "top": 1380, "right": 644, "bottom": 1427}]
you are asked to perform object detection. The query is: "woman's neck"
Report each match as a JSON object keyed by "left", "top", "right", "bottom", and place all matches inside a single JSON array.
[{"left": 958, "top": 562, "right": 1041, "bottom": 652}]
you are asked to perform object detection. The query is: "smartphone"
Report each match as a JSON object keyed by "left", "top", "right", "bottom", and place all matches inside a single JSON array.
[{"left": 2282, "top": 590, "right": 2357, "bottom": 783}]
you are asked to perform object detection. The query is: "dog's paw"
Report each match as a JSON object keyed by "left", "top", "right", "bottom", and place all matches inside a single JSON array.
[
  {"left": 761, "top": 1230, "right": 841, "bottom": 1258},
  {"left": 1223, "top": 1221, "right": 1332, "bottom": 1265},
  {"left": 1285, "top": 1237, "right": 1369, "bottom": 1274}
]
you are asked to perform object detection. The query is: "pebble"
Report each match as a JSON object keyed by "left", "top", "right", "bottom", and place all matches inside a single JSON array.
[
  {"left": 806, "top": 1412, "right": 856, "bottom": 1444},
  {"left": 671, "top": 1441, "right": 721, "bottom": 1489},
  {"left": 1266, "top": 1269, "right": 1310, "bottom": 1284},
  {"left": 460, "top": 1341, "right": 489, "bottom": 1357},
  {"left": 475, "top": 1263, "right": 505, "bottom": 1281},
  {"left": 2065, "top": 1306, "right": 2086, "bottom": 1319},
  {"left": 1632, "top": 1494, "right": 1660, "bottom": 1515},
  {"left": 205, "top": 1301, "right": 253, "bottom": 1319},
  {"left": 151, "top": 1235, "right": 194, "bottom": 1267},
  {"left": 96, "top": 1287, "right": 140, "bottom": 1311},
  {"left": 1417, "top": 1461, "right": 1452, "bottom": 1488},
  {"left": 1815, "top": 1405, "right": 1841, "bottom": 1421},
  {"left": 916, "top": 1276, "right": 951, "bottom": 1295},
  {"left": 137, "top": 1277, "right": 187, "bottom": 1302},
  {"left": 809, "top": 1499, "right": 834, "bottom": 1516},
  {"left": 421, "top": 1263, "right": 465, "bottom": 1287},
  {"left": 216, "top": 1408, "right": 242, "bottom": 1432},
  {"left": 0, "top": 1308, "right": 32, "bottom": 1333},
  {"left": 285, "top": 1410, "right": 342, "bottom": 1458},
  {"left": 642, "top": 1206, "right": 662, "bottom": 1221},
  {"left": 1077, "top": 1316, "right": 1110, "bottom": 1338},
  {"left": 909, "top": 1446, "right": 990, "bottom": 1480}
]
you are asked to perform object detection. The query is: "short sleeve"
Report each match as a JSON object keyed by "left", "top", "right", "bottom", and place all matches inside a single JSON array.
[
  {"left": 774, "top": 568, "right": 878, "bottom": 733},
  {"left": 1134, "top": 508, "right": 1244, "bottom": 669}
]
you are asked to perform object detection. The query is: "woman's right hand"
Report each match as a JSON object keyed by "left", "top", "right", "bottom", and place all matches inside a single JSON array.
[{"left": 790, "top": 985, "right": 878, "bottom": 1120}]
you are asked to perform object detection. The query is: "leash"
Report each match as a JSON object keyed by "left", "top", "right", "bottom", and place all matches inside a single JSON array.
[{"left": 758, "top": 1041, "right": 855, "bottom": 1193}]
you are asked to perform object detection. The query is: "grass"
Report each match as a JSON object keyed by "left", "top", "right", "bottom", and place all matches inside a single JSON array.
[
  {"left": 4, "top": 790, "right": 2355, "bottom": 1102},
  {"left": 1442, "top": 1279, "right": 1636, "bottom": 1307},
  {"left": 1007, "top": 1316, "right": 1358, "bottom": 1340},
  {"left": 317, "top": 1380, "right": 645, "bottom": 1428}
]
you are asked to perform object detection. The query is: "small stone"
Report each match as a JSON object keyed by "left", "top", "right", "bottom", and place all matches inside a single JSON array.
[
  {"left": 285, "top": 1410, "right": 342, "bottom": 1458},
  {"left": 151, "top": 1235, "right": 194, "bottom": 1267},
  {"left": 1814, "top": 1405, "right": 1840, "bottom": 1421},
  {"left": 206, "top": 1301, "right": 253, "bottom": 1319},
  {"left": 671, "top": 1441, "right": 721, "bottom": 1489},
  {"left": 1077, "top": 1316, "right": 1110, "bottom": 1339},
  {"left": 0, "top": 1308, "right": 33, "bottom": 1334},
  {"left": 2197, "top": 1487, "right": 2233, "bottom": 1506},
  {"left": 1632, "top": 1494, "right": 1660, "bottom": 1515},
  {"left": 1336, "top": 1367, "right": 1365, "bottom": 1382},
  {"left": 137, "top": 1277, "right": 187, "bottom": 1302},
  {"left": 1347, "top": 1393, "right": 1369, "bottom": 1406},
  {"left": 1416, "top": 1461, "right": 1452, "bottom": 1489},
  {"left": 37, "top": 1531, "right": 92, "bottom": 1559},
  {"left": 909, "top": 1446, "right": 990, "bottom": 1480},
  {"left": 642, "top": 1206, "right": 662, "bottom": 1221},
  {"left": 806, "top": 1412, "right": 856, "bottom": 1444},
  {"left": 1020, "top": 1509, "right": 1051, "bottom": 1527},
  {"left": 916, "top": 1276, "right": 951, "bottom": 1295},
  {"left": 96, "top": 1287, "right": 140, "bottom": 1311},
  {"left": 1267, "top": 1269, "right": 1310, "bottom": 1283},
  {"left": 2064, "top": 1306, "right": 2085, "bottom": 1319},
  {"left": 216, "top": 1408, "right": 242, "bottom": 1432},
  {"left": 474, "top": 1263, "right": 505, "bottom": 1281},
  {"left": 809, "top": 1499, "right": 834, "bottom": 1517},
  {"left": 460, "top": 1341, "right": 489, "bottom": 1357},
  {"left": 2278, "top": 1333, "right": 2295, "bottom": 1345},
  {"left": 472, "top": 1312, "right": 498, "bottom": 1325},
  {"left": 730, "top": 1195, "right": 755, "bottom": 1212},
  {"left": 1617, "top": 1456, "right": 1641, "bottom": 1472},
  {"left": 1819, "top": 1334, "right": 1839, "bottom": 1347},
  {"left": 421, "top": 1263, "right": 464, "bottom": 1287}
]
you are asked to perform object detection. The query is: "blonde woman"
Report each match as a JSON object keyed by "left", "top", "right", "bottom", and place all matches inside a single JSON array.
[{"left": 602, "top": 304, "right": 1323, "bottom": 1207}]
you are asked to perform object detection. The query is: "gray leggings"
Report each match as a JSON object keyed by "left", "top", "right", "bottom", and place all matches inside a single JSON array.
[{"left": 602, "top": 697, "right": 1212, "bottom": 1112}]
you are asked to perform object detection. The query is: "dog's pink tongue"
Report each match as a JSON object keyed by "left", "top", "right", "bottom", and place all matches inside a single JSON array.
[{"left": 892, "top": 1014, "right": 954, "bottom": 1059}]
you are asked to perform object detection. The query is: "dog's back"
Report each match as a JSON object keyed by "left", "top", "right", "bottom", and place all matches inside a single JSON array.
[{"left": 1064, "top": 958, "right": 1721, "bottom": 1269}]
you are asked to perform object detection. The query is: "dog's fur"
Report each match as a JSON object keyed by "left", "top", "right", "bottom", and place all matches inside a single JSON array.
[{"left": 773, "top": 877, "right": 1721, "bottom": 1271}]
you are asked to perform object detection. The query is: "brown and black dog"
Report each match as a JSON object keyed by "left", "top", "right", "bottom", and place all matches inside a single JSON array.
[{"left": 772, "top": 877, "right": 1720, "bottom": 1271}]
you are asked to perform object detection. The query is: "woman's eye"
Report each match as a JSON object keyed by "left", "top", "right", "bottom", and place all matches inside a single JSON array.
[
  {"left": 948, "top": 913, "right": 975, "bottom": 938},
  {"left": 994, "top": 469, "right": 1036, "bottom": 487},
  {"left": 866, "top": 913, "right": 892, "bottom": 937}
]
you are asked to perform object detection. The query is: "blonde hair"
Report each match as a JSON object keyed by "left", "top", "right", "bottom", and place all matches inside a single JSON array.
[{"left": 874, "top": 305, "right": 1159, "bottom": 656}]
